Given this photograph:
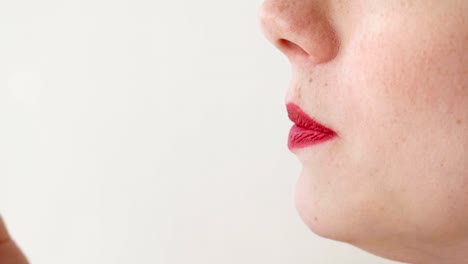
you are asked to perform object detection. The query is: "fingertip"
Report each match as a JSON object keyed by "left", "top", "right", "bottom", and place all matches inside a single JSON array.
[
  {"left": 0, "top": 216, "right": 29, "bottom": 264},
  {"left": 0, "top": 215, "right": 11, "bottom": 243},
  {"left": 0, "top": 240, "right": 29, "bottom": 264}
]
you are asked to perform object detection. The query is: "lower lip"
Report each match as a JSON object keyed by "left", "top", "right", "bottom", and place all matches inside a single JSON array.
[{"left": 288, "top": 125, "right": 336, "bottom": 150}]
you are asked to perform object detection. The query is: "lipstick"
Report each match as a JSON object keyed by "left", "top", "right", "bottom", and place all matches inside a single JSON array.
[{"left": 287, "top": 103, "right": 336, "bottom": 149}]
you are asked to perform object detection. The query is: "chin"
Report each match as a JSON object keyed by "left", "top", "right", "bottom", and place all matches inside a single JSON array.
[
  {"left": 294, "top": 183, "right": 403, "bottom": 262},
  {"left": 294, "top": 171, "right": 359, "bottom": 244},
  {"left": 293, "top": 166, "right": 394, "bottom": 246},
  {"left": 293, "top": 171, "right": 427, "bottom": 264}
]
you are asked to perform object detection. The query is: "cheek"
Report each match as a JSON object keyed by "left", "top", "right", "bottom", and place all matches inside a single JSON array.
[
  {"left": 337, "top": 11, "right": 468, "bottom": 235},
  {"left": 342, "top": 9, "right": 468, "bottom": 170}
]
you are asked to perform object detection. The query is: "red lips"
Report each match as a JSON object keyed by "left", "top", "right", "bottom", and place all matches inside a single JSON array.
[{"left": 287, "top": 103, "right": 336, "bottom": 149}]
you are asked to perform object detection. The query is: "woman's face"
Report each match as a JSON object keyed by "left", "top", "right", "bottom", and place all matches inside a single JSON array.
[{"left": 259, "top": 0, "right": 468, "bottom": 263}]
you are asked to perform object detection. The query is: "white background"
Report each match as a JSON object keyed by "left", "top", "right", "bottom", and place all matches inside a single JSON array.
[{"left": 0, "top": 1, "right": 399, "bottom": 263}]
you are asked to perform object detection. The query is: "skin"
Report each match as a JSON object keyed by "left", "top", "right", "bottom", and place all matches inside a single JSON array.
[
  {"left": 259, "top": 0, "right": 468, "bottom": 263},
  {"left": 0, "top": 217, "right": 28, "bottom": 264}
]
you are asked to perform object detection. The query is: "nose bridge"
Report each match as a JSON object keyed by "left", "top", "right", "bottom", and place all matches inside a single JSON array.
[{"left": 259, "top": 0, "right": 339, "bottom": 64}]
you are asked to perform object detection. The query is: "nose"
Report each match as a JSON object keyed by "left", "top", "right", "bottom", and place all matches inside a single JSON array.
[{"left": 258, "top": 0, "right": 339, "bottom": 64}]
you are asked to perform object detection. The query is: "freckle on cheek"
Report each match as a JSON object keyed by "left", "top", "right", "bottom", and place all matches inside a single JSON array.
[{"left": 456, "top": 119, "right": 462, "bottom": 125}]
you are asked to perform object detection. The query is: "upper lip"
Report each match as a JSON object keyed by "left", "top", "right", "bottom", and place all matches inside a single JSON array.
[{"left": 286, "top": 103, "right": 336, "bottom": 135}]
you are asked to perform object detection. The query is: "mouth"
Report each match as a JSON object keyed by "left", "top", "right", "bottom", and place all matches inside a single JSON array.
[{"left": 286, "top": 103, "right": 337, "bottom": 150}]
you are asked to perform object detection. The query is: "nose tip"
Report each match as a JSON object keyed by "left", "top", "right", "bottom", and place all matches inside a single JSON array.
[{"left": 258, "top": 0, "right": 339, "bottom": 64}]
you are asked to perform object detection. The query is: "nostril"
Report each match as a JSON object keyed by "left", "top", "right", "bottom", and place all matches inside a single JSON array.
[{"left": 277, "top": 38, "right": 309, "bottom": 57}]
